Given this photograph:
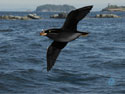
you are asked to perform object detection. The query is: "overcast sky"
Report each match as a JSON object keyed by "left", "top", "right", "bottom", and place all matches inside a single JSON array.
[{"left": 0, "top": 0, "right": 125, "bottom": 11}]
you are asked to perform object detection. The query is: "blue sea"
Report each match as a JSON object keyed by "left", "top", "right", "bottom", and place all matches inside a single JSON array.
[{"left": 0, "top": 11, "right": 125, "bottom": 94}]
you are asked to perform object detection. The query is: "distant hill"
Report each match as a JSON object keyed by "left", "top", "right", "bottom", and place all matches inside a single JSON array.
[
  {"left": 102, "top": 4, "right": 125, "bottom": 12},
  {"left": 35, "top": 4, "right": 76, "bottom": 12}
]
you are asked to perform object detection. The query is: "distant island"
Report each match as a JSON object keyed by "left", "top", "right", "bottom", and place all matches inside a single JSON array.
[
  {"left": 102, "top": 4, "right": 125, "bottom": 12},
  {"left": 35, "top": 4, "right": 76, "bottom": 12}
]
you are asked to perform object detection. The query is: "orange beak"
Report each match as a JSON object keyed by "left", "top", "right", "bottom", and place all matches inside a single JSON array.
[{"left": 40, "top": 30, "right": 47, "bottom": 36}]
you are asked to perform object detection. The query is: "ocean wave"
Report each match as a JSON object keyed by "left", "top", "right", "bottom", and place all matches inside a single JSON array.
[{"left": 0, "top": 29, "right": 13, "bottom": 32}]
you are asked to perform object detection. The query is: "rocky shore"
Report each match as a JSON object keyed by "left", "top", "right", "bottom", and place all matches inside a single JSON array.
[
  {"left": 50, "top": 13, "right": 121, "bottom": 19},
  {"left": 102, "top": 4, "right": 125, "bottom": 12},
  {"left": 95, "top": 14, "right": 120, "bottom": 18},
  {"left": 0, "top": 14, "right": 41, "bottom": 20},
  {"left": 50, "top": 13, "right": 67, "bottom": 18}
]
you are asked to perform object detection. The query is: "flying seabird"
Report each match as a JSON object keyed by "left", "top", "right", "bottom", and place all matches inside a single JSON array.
[{"left": 40, "top": 5, "right": 93, "bottom": 71}]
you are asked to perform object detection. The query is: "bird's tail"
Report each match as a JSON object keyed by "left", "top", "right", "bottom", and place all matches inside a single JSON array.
[{"left": 81, "top": 32, "right": 89, "bottom": 37}]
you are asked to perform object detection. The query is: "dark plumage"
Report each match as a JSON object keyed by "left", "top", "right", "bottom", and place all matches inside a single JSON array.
[{"left": 40, "top": 5, "right": 93, "bottom": 71}]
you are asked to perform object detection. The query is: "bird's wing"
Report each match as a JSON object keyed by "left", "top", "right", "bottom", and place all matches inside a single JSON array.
[
  {"left": 62, "top": 5, "right": 93, "bottom": 31},
  {"left": 47, "top": 41, "right": 67, "bottom": 71}
]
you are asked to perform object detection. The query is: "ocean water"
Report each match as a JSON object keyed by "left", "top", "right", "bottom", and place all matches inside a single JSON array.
[{"left": 0, "top": 11, "right": 125, "bottom": 94}]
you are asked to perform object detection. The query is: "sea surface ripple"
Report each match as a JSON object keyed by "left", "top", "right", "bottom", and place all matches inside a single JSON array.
[{"left": 0, "top": 11, "right": 125, "bottom": 94}]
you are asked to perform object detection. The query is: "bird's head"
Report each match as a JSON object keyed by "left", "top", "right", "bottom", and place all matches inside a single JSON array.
[
  {"left": 40, "top": 29, "right": 60, "bottom": 36},
  {"left": 40, "top": 29, "right": 53, "bottom": 36}
]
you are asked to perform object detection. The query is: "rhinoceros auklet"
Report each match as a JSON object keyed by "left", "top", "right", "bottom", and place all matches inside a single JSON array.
[{"left": 40, "top": 5, "right": 93, "bottom": 71}]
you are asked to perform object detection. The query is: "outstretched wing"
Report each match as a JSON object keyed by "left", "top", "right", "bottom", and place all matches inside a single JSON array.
[
  {"left": 62, "top": 5, "right": 93, "bottom": 31},
  {"left": 47, "top": 41, "right": 67, "bottom": 71}
]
